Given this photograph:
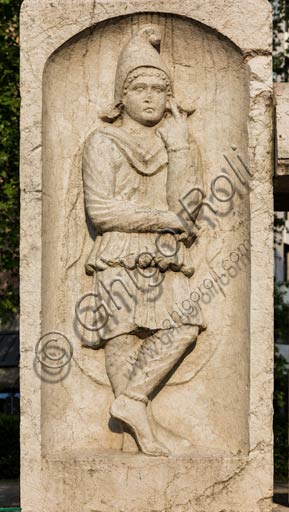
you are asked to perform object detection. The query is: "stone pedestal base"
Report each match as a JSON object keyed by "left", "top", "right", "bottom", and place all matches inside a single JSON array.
[{"left": 21, "top": 452, "right": 273, "bottom": 512}]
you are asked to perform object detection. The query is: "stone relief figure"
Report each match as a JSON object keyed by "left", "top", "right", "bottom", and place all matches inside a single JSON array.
[{"left": 82, "top": 25, "right": 206, "bottom": 456}]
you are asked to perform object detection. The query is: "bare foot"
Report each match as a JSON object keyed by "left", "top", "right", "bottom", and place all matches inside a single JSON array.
[
  {"left": 147, "top": 404, "right": 193, "bottom": 455},
  {"left": 110, "top": 395, "right": 170, "bottom": 457}
]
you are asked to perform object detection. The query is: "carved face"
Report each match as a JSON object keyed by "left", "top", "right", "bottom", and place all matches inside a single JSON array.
[{"left": 122, "top": 72, "right": 168, "bottom": 127}]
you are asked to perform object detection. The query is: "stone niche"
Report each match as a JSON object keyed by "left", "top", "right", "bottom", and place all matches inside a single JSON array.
[{"left": 20, "top": 1, "right": 274, "bottom": 511}]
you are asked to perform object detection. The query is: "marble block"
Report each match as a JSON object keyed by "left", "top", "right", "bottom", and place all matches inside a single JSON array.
[{"left": 20, "top": 1, "right": 274, "bottom": 510}]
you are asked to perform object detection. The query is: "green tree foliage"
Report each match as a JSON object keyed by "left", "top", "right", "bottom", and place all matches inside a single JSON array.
[
  {"left": 270, "top": 0, "right": 289, "bottom": 79},
  {"left": 274, "top": 282, "right": 289, "bottom": 342},
  {"left": 0, "top": 0, "right": 21, "bottom": 327}
]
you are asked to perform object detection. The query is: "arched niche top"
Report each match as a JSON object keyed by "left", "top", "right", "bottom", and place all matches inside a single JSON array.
[
  {"left": 21, "top": 0, "right": 272, "bottom": 74},
  {"left": 44, "top": 12, "right": 245, "bottom": 76}
]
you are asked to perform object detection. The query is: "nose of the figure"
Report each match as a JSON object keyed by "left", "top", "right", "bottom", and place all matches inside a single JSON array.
[{"left": 144, "top": 87, "right": 152, "bottom": 102}]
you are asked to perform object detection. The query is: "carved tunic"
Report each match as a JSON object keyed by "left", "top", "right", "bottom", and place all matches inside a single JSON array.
[{"left": 82, "top": 125, "right": 204, "bottom": 345}]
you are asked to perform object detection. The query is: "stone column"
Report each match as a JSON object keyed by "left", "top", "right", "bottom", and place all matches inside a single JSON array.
[{"left": 20, "top": 1, "right": 274, "bottom": 511}]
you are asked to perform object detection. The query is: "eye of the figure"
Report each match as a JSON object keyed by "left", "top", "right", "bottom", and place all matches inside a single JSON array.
[
  {"left": 152, "top": 85, "right": 166, "bottom": 93},
  {"left": 132, "top": 84, "right": 146, "bottom": 92}
]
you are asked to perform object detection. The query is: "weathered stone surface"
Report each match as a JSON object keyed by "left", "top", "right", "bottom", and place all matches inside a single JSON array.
[{"left": 20, "top": 1, "right": 274, "bottom": 511}]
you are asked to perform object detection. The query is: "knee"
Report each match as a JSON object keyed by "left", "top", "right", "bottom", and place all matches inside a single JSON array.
[{"left": 171, "top": 324, "right": 199, "bottom": 346}]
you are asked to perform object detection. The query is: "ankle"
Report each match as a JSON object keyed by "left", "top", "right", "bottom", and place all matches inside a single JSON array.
[{"left": 122, "top": 390, "right": 148, "bottom": 405}]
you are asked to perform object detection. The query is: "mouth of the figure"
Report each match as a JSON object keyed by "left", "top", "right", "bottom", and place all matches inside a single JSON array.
[{"left": 143, "top": 107, "right": 155, "bottom": 113}]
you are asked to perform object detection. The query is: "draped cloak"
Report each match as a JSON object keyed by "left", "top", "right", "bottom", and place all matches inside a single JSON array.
[{"left": 81, "top": 124, "right": 205, "bottom": 347}]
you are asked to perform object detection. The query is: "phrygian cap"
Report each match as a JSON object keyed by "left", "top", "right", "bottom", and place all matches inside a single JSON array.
[{"left": 114, "top": 25, "right": 172, "bottom": 104}]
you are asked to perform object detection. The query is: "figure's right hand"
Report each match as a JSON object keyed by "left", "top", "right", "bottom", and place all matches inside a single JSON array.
[
  {"left": 157, "top": 99, "right": 190, "bottom": 151},
  {"left": 161, "top": 212, "right": 198, "bottom": 246}
]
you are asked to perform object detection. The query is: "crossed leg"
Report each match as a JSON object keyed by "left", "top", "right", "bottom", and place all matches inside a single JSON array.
[{"left": 105, "top": 324, "right": 199, "bottom": 456}]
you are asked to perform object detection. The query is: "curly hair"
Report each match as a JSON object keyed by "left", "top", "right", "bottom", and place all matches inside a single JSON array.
[{"left": 100, "top": 66, "right": 172, "bottom": 123}]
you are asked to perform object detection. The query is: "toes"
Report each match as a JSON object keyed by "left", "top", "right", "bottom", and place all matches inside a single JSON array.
[
  {"left": 145, "top": 441, "right": 170, "bottom": 457},
  {"left": 142, "top": 445, "right": 169, "bottom": 457}
]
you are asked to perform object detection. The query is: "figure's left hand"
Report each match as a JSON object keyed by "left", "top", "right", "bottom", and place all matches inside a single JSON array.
[{"left": 157, "top": 99, "right": 190, "bottom": 150}]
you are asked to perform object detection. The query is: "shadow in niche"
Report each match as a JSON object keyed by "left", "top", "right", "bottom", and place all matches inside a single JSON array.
[
  {"left": 85, "top": 210, "right": 97, "bottom": 243},
  {"left": 108, "top": 417, "right": 123, "bottom": 434},
  {"left": 149, "top": 339, "right": 197, "bottom": 401}
]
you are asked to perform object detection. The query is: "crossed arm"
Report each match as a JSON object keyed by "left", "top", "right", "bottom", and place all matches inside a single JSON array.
[{"left": 82, "top": 131, "right": 185, "bottom": 235}]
